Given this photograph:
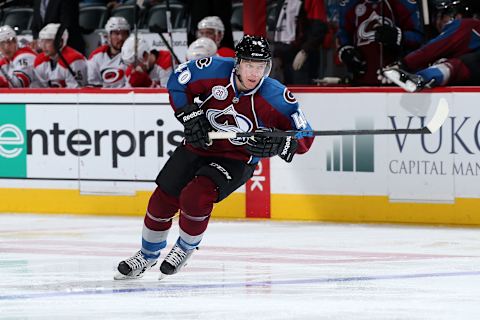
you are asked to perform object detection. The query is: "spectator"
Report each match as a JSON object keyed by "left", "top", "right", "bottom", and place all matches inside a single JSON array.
[
  {"left": 32, "top": 0, "right": 85, "bottom": 54},
  {"left": 382, "top": 0, "right": 480, "bottom": 91},
  {"left": 272, "top": 0, "right": 328, "bottom": 85},
  {"left": 185, "top": 0, "right": 234, "bottom": 49},
  {"left": 121, "top": 35, "right": 173, "bottom": 87},
  {"left": 337, "top": 0, "right": 423, "bottom": 85},
  {"left": 88, "top": 17, "right": 130, "bottom": 88},
  {"left": 196, "top": 16, "right": 235, "bottom": 58},
  {"left": 0, "top": 25, "right": 38, "bottom": 88},
  {"left": 186, "top": 37, "right": 217, "bottom": 60},
  {"left": 34, "top": 23, "right": 87, "bottom": 88}
]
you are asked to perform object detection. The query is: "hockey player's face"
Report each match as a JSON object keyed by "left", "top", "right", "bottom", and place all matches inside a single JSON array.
[
  {"left": 237, "top": 60, "right": 267, "bottom": 90},
  {"left": 0, "top": 38, "right": 17, "bottom": 59},
  {"left": 42, "top": 39, "right": 57, "bottom": 57},
  {"left": 110, "top": 30, "right": 129, "bottom": 51}
]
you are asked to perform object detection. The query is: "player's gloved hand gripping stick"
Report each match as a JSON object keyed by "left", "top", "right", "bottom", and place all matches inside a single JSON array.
[
  {"left": 175, "top": 104, "right": 212, "bottom": 149},
  {"left": 246, "top": 128, "right": 298, "bottom": 163}
]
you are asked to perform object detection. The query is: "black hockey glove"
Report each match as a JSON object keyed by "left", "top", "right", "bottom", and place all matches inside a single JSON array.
[
  {"left": 245, "top": 129, "right": 298, "bottom": 163},
  {"left": 338, "top": 45, "right": 367, "bottom": 76},
  {"left": 175, "top": 104, "right": 212, "bottom": 149},
  {"left": 374, "top": 25, "right": 402, "bottom": 48}
]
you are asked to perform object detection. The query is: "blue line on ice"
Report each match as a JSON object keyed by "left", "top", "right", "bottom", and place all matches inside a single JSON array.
[{"left": 1, "top": 270, "right": 479, "bottom": 301}]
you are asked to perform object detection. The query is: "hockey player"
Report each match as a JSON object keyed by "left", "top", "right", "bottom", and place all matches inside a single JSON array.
[
  {"left": 114, "top": 35, "right": 314, "bottom": 280},
  {"left": 87, "top": 17, "right": 130, "bottom": 88},
  {"left": 381, "top": 0, "right": 480, "bottom": 92},
  {"left": 121, "top": 35, "right": 173, "bottom": 88},
  {"left": 0, "top": 25, "right": 37, "bottom": 88},
  {"left": 185, "top": 37, "right": 218, "bottom": 61},
  {"left": 197, "top": 16, "right": 235, "bottom": 58},
  {"left": 337, "top": 0, "right": 423, "bottom": 85},
  {"left": 34, "top": 23, "right": 87, "bottom": 88}
]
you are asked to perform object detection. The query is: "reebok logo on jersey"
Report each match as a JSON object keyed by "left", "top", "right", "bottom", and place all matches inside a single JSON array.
[
  {"left": 210, "top": 162, "right": 232, "bottom": 180},
  {"left": 182, "top": 109, "right": 204, "bottom": 122}
]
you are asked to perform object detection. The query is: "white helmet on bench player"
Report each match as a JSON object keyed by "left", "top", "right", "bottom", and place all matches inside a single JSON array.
[
  {"left": 197, "top": 16, "right": 224, "bottom": 33},
  {"left": 186, "top": 37, "right": 217, "bottom": 60},
  {"left": 197, "top": 16, "right": 224, "bottom": 46},
  {"left": 105, "top": 17, "right": 130, "bottom": 34},
  {"left": 0, "top": 25, "right": 16, "bottom": 42},
  {"left": 121, "top": 35, "right": 150, "bottom": 64},
  {"left": 39, "top": 23, "right": 69, "bottom": 49}
]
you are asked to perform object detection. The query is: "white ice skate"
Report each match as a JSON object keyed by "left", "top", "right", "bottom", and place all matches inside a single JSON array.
[
  {"left": 159, "top": 239, "right": 197, "bottom": 279},
  {"left": 382, "top": 68, "right": 427, "bottom": 92},
  {"left": 114, "top": 250, "right": 157, "bottom": 280}
]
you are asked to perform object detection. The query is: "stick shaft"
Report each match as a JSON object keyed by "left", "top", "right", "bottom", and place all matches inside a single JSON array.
[{"left": 208, "top": 127, "right": 430, "bottom": 140}]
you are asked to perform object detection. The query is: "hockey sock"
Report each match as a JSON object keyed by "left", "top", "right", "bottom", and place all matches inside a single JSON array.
[{"left": 142, "top": 187, "right": 180, "bottom": 260}]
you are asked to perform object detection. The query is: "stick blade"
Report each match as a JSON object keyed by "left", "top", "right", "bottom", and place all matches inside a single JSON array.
[{"left": 426, "top": 98, "right": 449, "bottom": 133}]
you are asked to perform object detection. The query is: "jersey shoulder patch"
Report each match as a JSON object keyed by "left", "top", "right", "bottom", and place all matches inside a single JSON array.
[{"left": 259, "top": 77, "right": 297, "bottom": 106}]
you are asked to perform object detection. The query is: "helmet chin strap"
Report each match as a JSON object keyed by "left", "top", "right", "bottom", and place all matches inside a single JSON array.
[{"left": 235, "top": 71, "right": 246, "bottom": 88}]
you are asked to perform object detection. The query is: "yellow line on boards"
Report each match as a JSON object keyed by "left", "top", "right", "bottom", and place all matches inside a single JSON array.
[
  {"left": 0, "top": 188, "right": 245, "bottom": 218},
  {"left": 271, "top": 194, "right": 480, "bottom": 226},
  {"left": 2, "top": 188, "right": 480, "bottom": 225}
]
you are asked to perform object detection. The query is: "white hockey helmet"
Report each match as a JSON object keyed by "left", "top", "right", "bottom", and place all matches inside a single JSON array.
[
  {"left": 121, "top": 35, "right": 150, "bottom": 64},
  {"left": 105, "top": 16, "right": 130, "bottom": 34},
  {"left": 0, "top": 25, "right": 16, "bottom": 42},
  {"left": 39, "top": 23, "right": 69, "bottom": 48},
  {"left": 186, "top": 37, "right": 217, "bottom": 61},
  {"left": 197, "top": 16, "right": 224, "bottom": 33}
]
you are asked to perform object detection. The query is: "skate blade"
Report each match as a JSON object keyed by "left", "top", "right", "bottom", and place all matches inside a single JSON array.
[
  {"left": 158, "top": 273, "right": 167, "bottom": 280},
  {"left": 383, "top": 69, "right": 417, "bottom": 93},
  {"left": 113, "top": 271, "right": 144, "bottom": 280}
]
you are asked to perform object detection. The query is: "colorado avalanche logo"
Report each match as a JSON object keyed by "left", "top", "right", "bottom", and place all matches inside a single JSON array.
[
  {"left": 195, "top": 57, "right": 212, "bottom": 69},
  {"left": 101, "top": 68, "right": 125, "bottom": 84},
  {"left": 283, "top": 88, "right": 297, "bottom": 104},
  {"left": 357, "top": 11, "right": 394, "bottom": 46},
  {"left": 206, "top": 105, "right": 253, "bottom": 145}
]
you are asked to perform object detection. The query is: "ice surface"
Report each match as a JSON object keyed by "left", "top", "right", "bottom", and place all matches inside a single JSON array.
[{"left": 1, "top": 214, "right": 479, "bottom": 319}]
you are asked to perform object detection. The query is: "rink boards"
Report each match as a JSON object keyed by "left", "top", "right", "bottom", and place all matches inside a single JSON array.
[{"left": 0, "top": 88, "right": 479, "bottom": 225}]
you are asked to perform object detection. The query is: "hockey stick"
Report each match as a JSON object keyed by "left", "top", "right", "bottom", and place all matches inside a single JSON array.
[
  {"left": 165, "top": 0, "right": 177, "bottom": 68},
  {"left": 208, "top": 98, "right": 449, "bottom": 140},
  {"left": 134, "top": 2, "right": 138, "bottom": 66},
  {"left": 379, "top": 0, "right": 384, "bottom": 70},
  {"left": 149, "top": 25, "right": 181, "bottom": 65},
  {"left": 53, "top": 24, "right": 82, "bottom": 87}
]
